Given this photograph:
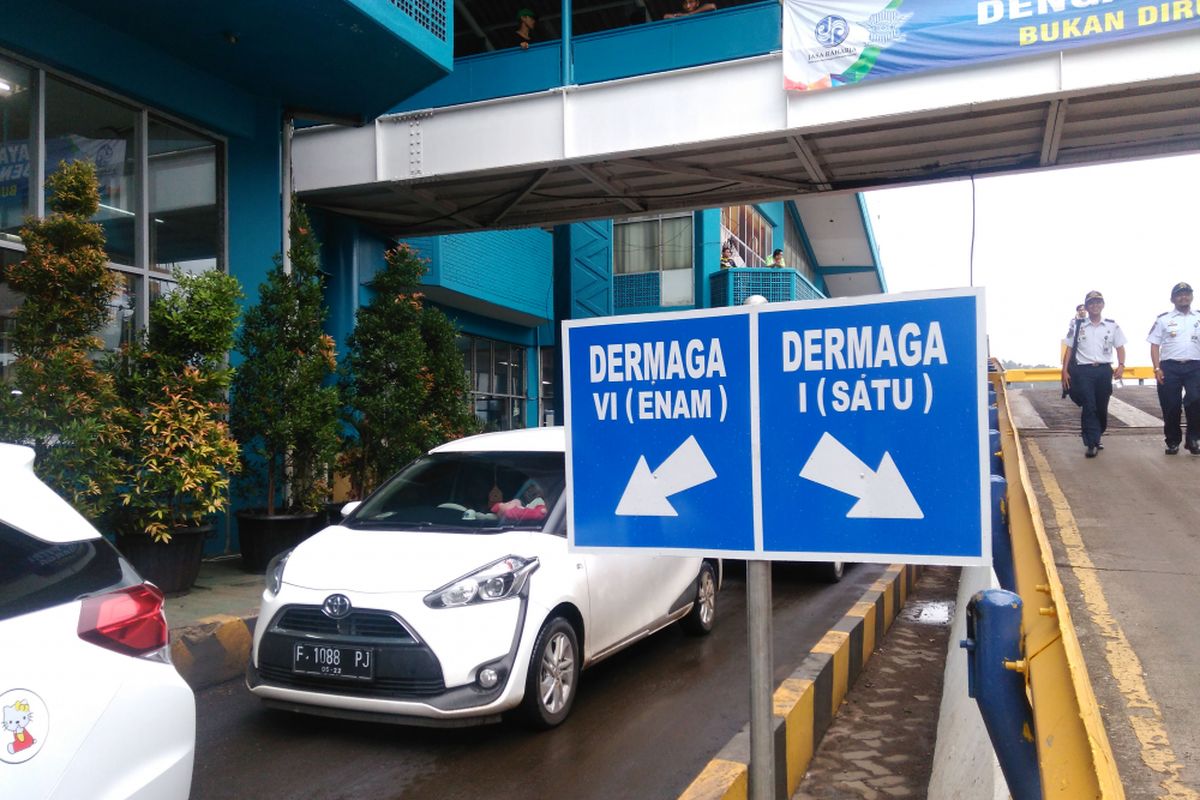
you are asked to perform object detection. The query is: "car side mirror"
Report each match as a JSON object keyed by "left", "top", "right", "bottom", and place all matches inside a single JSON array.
[{"left": 340, "top": 501, "right": 361, "bottom": 518}]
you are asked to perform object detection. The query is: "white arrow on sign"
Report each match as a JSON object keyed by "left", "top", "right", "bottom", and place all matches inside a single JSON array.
[
  {"left": 616, "top": 435, "right": 717, "bottom": 517},
  {"left": 799, "top": 432, "right": 923, "bottom": 519}
]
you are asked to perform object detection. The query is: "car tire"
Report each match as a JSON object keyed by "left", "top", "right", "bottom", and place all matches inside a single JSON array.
[
  {"left": 519, "top": 616, "right": 580, "bottom": 729},
  {"left": 815, "top": 561, "right": 845, "bottom": 583},
  {"left": 682, "top": 562, "right": 717, "bottom": 636}
]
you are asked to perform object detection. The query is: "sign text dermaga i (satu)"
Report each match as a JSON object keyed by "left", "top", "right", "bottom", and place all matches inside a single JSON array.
[{"left": 585, "top": 321, "right": 948, "bottom": 423}]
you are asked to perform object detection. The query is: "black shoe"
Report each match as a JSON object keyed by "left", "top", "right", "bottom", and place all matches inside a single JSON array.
[
  {"left": 1187, "top": 441, "right": 1200, "bottom": 455},
  {"left": 1166, "top": 444, "right": 1180, "bottom": 455},
  {"left": 1085, "top": 446, "right": 1098, "bottom": 458}
]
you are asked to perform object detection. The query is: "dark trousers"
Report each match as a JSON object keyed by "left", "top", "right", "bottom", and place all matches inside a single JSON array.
[
  {"left": 1157, "top": 360, "right": 1200, "bottom": 446},
  {"left": 1069, "top": 363, "right": 1113, "bottom": 447}
]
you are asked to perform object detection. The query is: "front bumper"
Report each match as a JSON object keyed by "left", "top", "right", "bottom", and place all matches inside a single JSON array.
[{"left": 248, "top": 586, "right": 534, "bottom": 722}]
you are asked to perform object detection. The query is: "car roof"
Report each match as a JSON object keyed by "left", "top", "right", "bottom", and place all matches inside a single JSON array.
[
  {"left": 0, "top": 443, "right": 102, "bottom": 543},
  {"left": 430, "top": 426, "right": 565, "bottom": 454}
]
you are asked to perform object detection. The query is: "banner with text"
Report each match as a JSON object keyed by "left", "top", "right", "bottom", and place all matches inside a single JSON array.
[{"left": 783, "top": 0, "right": 1200, "bottom": 91}]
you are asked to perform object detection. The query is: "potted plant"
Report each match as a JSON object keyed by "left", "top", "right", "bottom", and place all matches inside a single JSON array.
[
  {"left": 339, "top": 242, "right": 478, "bottom": 497},
  {"left": 230, "top": 202, "right": 340, "bottom": 572},
  {"left": 109, "top": 267, "right": 243, "bottom": 594},
  {"left": 0, "top": 161, "right": 127, "bottom": 521}
]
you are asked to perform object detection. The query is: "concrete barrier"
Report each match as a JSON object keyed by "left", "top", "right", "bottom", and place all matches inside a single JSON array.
[{"left": 170, "top": 614, "right": 257, "bottom": 691}]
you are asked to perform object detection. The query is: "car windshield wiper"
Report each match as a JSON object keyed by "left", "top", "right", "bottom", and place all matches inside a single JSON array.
[{"left": 346, "top": 519, "right": 435, "bottom": 529}]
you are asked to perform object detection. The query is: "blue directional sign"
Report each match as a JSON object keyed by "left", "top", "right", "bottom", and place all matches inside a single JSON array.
[
  {"left": 562, "top": 288, "right": 989, "bottom": 565},
  {"left": 562, "top": 309, "right": 755, "bottom": 551},
  {"left": 757, "top": 293, "right": 988, "bottom": 562}
]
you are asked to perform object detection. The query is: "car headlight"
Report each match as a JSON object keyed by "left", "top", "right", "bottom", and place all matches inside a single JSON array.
[
  {"left": 265, "top": 549, "right": 292, "bottom": 597},
  {"left": 424, "top": 556, "right": 539, "bottom": 609}
]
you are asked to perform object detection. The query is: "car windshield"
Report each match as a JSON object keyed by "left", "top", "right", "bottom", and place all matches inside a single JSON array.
[{"left": 348, "top": 450, "right": 565, "bottom": 532}]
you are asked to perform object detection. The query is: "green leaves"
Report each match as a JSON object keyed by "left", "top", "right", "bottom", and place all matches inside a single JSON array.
[
  {"left": 339, "top": 243, "right": 478, "bottom": 495},
  {"left": 230, "top": 202, "right": 340, "bottom": 513}
]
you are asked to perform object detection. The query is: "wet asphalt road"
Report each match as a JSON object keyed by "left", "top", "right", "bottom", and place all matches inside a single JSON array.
[{"left": 190, "top": 561, "right": 886, "bottom": 800}]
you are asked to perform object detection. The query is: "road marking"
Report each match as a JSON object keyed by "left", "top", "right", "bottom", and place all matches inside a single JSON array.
[
  {"left": 1007, "top": 389, "right": 1047, "bottom": 428},
  {"left": 1028, "top": 442, "right": 1198, "bottom": 800},
  {"left": 1107, "top": 395, "right": 1162, "bottom": 428}
]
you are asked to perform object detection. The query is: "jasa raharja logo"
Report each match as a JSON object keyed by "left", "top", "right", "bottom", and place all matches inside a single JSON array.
[{"left": 815, "top": 15, "right": 849, "bottom": 48}]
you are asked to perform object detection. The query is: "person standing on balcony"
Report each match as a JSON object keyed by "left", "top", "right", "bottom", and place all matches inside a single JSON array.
[
  {"left": 1148, "top": 281, "right": 1200, "bottom": 455},
  {"left": 515, "top": 8, "right": 537, "bottom": 49},
  {"left": 720, "top": 245, "right": 734, "bottom": 269},
  {"left": 1062, "top": 290, "right": 1126, "bottom": 458},
  {"left": 769, "top": 249, "right": 786, "bottom": 268},
  {"left": 665, "top": 0, "right": 717, "bottom": 18}
]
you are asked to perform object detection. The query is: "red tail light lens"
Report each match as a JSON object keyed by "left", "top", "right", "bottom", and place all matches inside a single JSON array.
[{"left": 78, "top": 583, "right": 168, "bottom": 656}]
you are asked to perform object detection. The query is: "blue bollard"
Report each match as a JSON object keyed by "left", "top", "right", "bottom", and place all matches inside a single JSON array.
[
  {"left": 989, "top": 429, "right": 1003, "bottom": 475},
  {"left": 962, "top": 590, "right": 1042, "bottom": 800},
  {"left": 990, "top": 475, "right": 1015, "bottom": 591},
  {"left": 988, "top": 402, "right": 999, "bottom": 430}
]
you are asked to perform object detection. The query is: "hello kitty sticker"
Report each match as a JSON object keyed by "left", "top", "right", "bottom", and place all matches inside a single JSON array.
[{"left": 1, "top": 689, "right": 47, "bottom": 764}]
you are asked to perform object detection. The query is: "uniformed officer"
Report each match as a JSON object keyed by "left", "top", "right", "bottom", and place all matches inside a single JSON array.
[
  {"left": 1062, "top": 290, "right": 1126, "bottom": 458},
  {"left": 1147, "top": 281, "right": 1200, "bottom": 455}
]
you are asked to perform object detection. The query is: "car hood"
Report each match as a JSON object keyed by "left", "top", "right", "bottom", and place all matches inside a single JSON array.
[{"left": 281, "top": 525, "right": 562, "bottom": 593}]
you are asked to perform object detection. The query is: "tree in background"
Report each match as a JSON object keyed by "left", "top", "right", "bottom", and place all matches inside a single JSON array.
[
  {"left": 230, "top": 202, "right": 340, "bottom": 514},
  {"left": 0, "top": 161, "right": 127, "bottom": 519},
  {"left": 339, "top": 243, "right": 478, "bottom": 496}
]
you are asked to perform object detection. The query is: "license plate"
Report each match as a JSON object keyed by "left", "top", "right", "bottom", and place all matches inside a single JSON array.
[{"left": 292, "top": 643, "right": 375, "bottom": 680}]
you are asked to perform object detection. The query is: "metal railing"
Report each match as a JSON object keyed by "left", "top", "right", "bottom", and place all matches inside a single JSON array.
[
  {"left": 987, "top": 367, "right": 1125, "bottom": 797},
  {"left": 1000, "top": 365, "right": 1155, "bottom": 384}
]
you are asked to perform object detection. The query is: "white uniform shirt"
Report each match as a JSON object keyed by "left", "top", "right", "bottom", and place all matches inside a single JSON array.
[
  {"left": 1063, "top": 318, "right": 1126, "bottom": 365},
  {"left": 1146, "top": 308, "right": 1200, "bottom": 361}
]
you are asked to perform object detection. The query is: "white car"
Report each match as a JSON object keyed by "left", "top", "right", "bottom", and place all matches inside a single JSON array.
[
  {"left": 247, "top": 427, "right": 719, "bottom": 728},
  {"left": 0, "top": 443, "right": 195, "bottom": 798}
]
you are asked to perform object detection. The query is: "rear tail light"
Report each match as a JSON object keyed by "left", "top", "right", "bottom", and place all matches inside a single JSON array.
[{"left": 78, "top": 583, "right": 169, "bottom": 657}]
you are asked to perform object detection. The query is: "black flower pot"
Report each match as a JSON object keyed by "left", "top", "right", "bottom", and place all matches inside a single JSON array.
[
  {"left": 116, "top": 524, "right": 212, "bottom": 596},
  {"left": 236, "top": 510, "right": 322, "bottom": 573}
]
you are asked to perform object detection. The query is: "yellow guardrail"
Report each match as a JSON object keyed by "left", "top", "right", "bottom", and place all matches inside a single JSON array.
[
  {"left": 991, "top": 368, "right": 1125, "bottom": 798},
  {"left": 1001, "top": 365, "right": 1155, "bottom": 384}
]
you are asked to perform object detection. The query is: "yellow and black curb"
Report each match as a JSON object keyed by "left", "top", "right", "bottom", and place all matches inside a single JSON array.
[
  {"left": 679, "top": 564, "right": 924, "bottom": 800},
  {"left": 170, "top": 614, "right": 257, "bottom": 691}
]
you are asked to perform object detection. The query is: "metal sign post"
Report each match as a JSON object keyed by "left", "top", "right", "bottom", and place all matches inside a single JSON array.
[{"left": 747, "top": 559, "right": 774, "bottom": 800}]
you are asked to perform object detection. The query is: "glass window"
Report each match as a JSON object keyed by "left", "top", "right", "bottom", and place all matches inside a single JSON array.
[
  {"left": 614, "top": 220, "right": 656, "bottom": 274},
  {"left": 614, "top": 215, "right": 694, "bottom": 306},
  {"left": 148, "top": 119, "right": 221, "bottom": 275},
  {"left": 347, "top": 451, "right": 565, "bottom": 532},
  {"left": 1, "top": 249, "right": 22, "bottom": 383},
  {"left": 0, "top": 58, "right": 33, "bottom": 243},
  {"left": 44, "top": 77, "right": 138, "bottom": 266},
  {"left": 0, "top": 56, "right": 226, "bottom": 366},
  {"left": 0, "top": 521, "right": 133, "bottom": 623},
  {"left": 97, "top": 271, "right": 140, "bottom": 352},
  {"left": 539, "top": 347, "right": 556, "bottom": 427},
  {"left": 721, "top": 205, "right": 770, "bottom": 268},
  {"left": 615, "top": 215, "right": 692, "bottom": 275},
  {"left": 459, "top": 334, "right": 527, "bottom": 432}
]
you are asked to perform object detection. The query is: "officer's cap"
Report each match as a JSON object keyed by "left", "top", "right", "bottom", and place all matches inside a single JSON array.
[
  {"left": 1171, "top": 281, "right": 1193, "bottom": 297},
  {"left": 1083, "top": 290, "right": 1104, "bottom": 304}
]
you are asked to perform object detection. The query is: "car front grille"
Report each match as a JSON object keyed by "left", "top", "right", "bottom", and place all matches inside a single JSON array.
[{"left": 273, "top": 605, "right": 417, "bottom": 642}]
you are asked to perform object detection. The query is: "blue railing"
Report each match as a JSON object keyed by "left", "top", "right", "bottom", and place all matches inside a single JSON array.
[
  {"left": 710, "top": 268, "right": 823, "bottom": 307},
  {"left": 393, "top": 1, "right": 780, "bottom": 112}
]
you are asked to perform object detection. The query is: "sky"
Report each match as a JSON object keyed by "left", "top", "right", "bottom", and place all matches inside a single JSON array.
[{"left": 863, "top": 152, "right": 1200, "bottom": 368}]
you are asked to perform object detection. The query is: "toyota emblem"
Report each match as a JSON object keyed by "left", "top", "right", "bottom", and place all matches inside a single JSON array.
[{"left": 322, "top": 594, "right": 352, "bottom": 619}]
